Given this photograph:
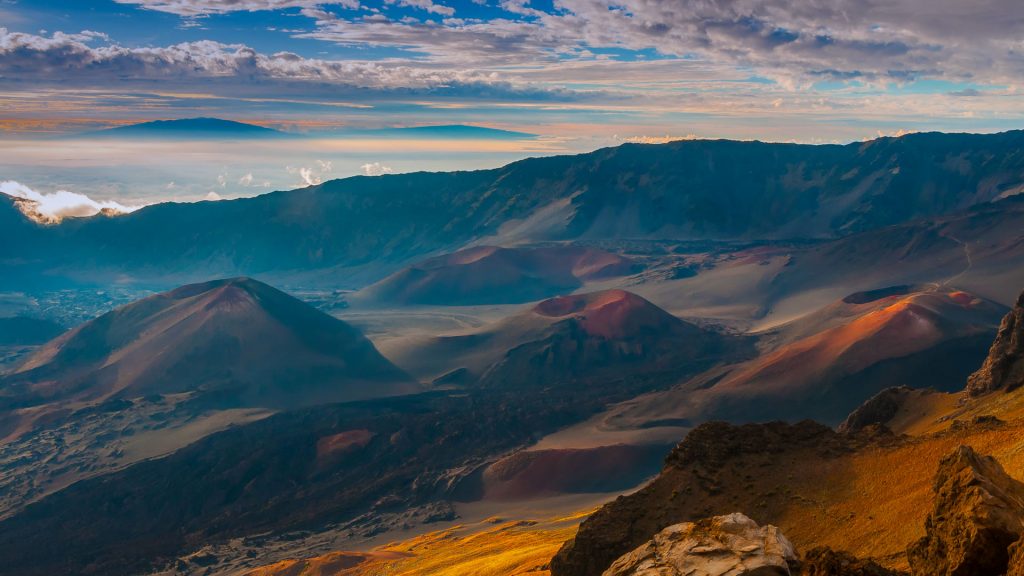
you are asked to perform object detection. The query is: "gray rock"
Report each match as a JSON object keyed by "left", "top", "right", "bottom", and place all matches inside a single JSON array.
[{"left": 602, "top": 513, "right": 798, "bottom": 576}]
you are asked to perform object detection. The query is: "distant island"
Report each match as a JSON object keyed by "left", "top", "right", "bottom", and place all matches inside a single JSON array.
[
  {"left": 83, "top": 117, "right": 290, "bottom": 139},
  {"left": 358, "top": 124, "right": 537, "bottom": 140},
  {"left": 80, "top": 119, "right": 535, "bottom": 140}
]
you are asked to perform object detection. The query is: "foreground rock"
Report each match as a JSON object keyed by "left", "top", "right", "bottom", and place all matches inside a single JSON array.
[
  {"left": 602, "top": 513, "right": 798, "bottom": 576},
  {"left": 800, "top": 547, "right": 905, "bottom": 576},
  {"left": 967, "top": 290, "right": 1024, "bottom": 396},
  {"left": 907, "top": 445, "right": 1024, "bottom": 575},
  {"left": 550, "top": 421, "right": 896, "bottom": 576}
]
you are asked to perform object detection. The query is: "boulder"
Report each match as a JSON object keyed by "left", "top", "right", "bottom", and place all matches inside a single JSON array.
[
  {"left": 907, "top": 445, "right": 1024, "bottom": 575},
  {"left": 967, "top": 290, "right": 1024, "bottom": 396},
  {"left": 601, "top": 512, "right": 799, "bottom": 576},
  {"left": 800, "top": 547, "right": 905, "bottom": 576}
]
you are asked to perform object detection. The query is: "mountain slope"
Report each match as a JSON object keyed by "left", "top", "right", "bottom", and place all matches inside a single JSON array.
[
  {"left": 0, "top": 389, "right": 603, "bottom": 576},
  {"left": 360, "top": 245, "right": 637, "bottom": 305},
  {"left": 7, "top": 130, "right": 1024, "bottom": 285},
  {"left": 552, "top": 292, "right": 1024, "bottom": 576},
  {"left": 384, "top": 289, "right": 743, "bottom": 388},
  {"left": 606, "top": 288, "right": 1004, "bottom": 427},
  {"left": 0, "top": 317, "right": 64, "bottom": 346},
  {"left": 1, "top": 277, "right": 412, "bottom": 411}
]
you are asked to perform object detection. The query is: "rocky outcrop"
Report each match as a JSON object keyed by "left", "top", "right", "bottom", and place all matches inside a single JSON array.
[
  {"left": 966, "top": 290, "right": 1024, "bottom": 396},
  {"left": 602, "top": 513, "right": 798, "bottom": 576},
  {"left": 800, "top": 547, "right": 905, "bottom": 576},
  {"left": 837, "top": 386, "right": 914, "bottom": 433},
  {"left": 907, "top": 445, "right": 1024, "bottom": 576},
  {"left": 550, "top": 421, "right": 896, "bottom": 576}
]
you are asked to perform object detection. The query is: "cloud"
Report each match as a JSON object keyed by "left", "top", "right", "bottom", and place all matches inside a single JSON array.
[
  {"left": 2, "top": 1, "right": 1024, "bottom": 139},
  {"left": 112, "top": 0, "right": 339, "bottom": 16},
  {"left": 204, "top": 190, "right": 222, "bottom": 200},
  {"left": 614, "top": 134, "right": 699, "bottom": 144},
  {"left": 238, "top": 172, "right": 254, "bottom": 186},
  {"left": 387, "top": 0, "right": 454, "bottom": 16},
  {"left": 287, "top": 160, "right": 333, "bottom": 186},
  {"left": 360, "top": 161, "right": 394, "bottom": 176},
  {"left": 0, "top": 180, "right": 141, "bottom": 224},
  {"left": 0, "top": 27, "right": 530, "bottom": 92}
]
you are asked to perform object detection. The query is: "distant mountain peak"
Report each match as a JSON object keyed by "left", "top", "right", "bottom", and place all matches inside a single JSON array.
[
  {"left": 84, "top": 117, "right": 289, "bottom": 139},
  {"left": 359, "top": 124, "right": 536, "bottom": 140}
]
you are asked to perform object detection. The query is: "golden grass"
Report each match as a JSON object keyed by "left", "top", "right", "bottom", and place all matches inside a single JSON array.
[
  {"left": 773, "top": 389, "right": 1024, "bottom": 569},
  {"left": 245, "top": 514, "right": 581, "bottom": 576}
]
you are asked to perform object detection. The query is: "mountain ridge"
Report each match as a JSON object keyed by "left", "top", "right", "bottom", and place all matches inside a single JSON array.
[{"left": 6, "top": 130, "right": 1024, "bottom": 287}]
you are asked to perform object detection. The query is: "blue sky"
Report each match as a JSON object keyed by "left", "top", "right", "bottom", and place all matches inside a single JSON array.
[
  {"left": 1, "top": 0, "right": 1023, "bottom": 209},
  {"left": 0, "top": 0, "right": 1022, "bottom": 141}
]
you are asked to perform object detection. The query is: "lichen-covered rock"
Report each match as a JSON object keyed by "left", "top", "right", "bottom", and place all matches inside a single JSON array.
[
  {"left": 907, "top": 445, "right": 1024, "bottom": 576},
  {"left": 800, "top": 546, "right": 905, "bottom": 576},
  {"left": 966, "top": 290, "right": 1024, "bottom": 396},
  {"left": 601, "top": 512, "right": 798, "bottom": 576}
]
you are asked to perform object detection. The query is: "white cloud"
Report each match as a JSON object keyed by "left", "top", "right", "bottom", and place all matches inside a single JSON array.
[
  {"left": 0, "top": 27, "right": 517, "bottom": 91},
  {"left": 361, "top": 161, "right": 394, "bottom": 176},
  {"left": 0, "top": 180, "right": 141, "bottom": 224},
  {"left": 112, "top": 0, "right": 339, "bottom": 16},
  {"left": 614, "top": 134, "right": 699, "bottom": 144},
  {"left": 204, "top": 190, "right": 222, "bottom": 200},
  {"left": 387, "top": 0, "right": 454, "bottom": 16},
  {"left": 287, "top": 160, "right": 333, "bottom": 186},
  {"left": 238, "top": 172, "right": 254, "bottom": 186}
]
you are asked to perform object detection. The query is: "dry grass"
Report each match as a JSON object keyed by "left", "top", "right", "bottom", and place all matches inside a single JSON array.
[
  {"left": 245, "top": 512, "right": 586, "bottom": 576},
  {"left": 774, "top": 388, "right": 1024, "bottom": 569}
]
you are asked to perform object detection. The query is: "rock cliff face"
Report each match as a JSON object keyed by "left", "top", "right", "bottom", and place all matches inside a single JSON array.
[
  {"left": 907, "top": 445, "right": 1024, "bottom": 576},
  {"left": 601, "top": 513, "right": 798, "bottom": 576},
  {"left": 967, "top": 290, "right": 1024, "bottom": 396}
]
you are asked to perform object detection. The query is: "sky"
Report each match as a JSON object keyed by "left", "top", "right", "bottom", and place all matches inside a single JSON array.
[{"left": 0, "top": 0, "right": 1023, "bottom": 207}]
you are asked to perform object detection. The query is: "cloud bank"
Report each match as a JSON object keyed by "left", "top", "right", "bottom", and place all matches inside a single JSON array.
[
  {"left": 361, "top": 161, "right": 393, "bottom": 176},
  {"left": 1, "top": 1, "right": 1022, "bottom": 140},
  {"left": 0, "top": 181, "right": 141, "bottom": 224}
]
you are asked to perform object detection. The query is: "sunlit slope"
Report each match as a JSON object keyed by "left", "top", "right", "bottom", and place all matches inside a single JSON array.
[
  {"left": 607, "top": 288, "right": 1003, "bottom": 426},
  {"left": 245, "top": 513, "right": 585, "bottom": 576}
]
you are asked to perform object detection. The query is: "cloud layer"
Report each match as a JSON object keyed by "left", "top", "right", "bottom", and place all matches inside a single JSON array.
[
  {"left": 0, "top": 181, "right": 141, "bottom": 224},
  {"left": 0, "top": 1, "right": 1022, "bottom": 140}
]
